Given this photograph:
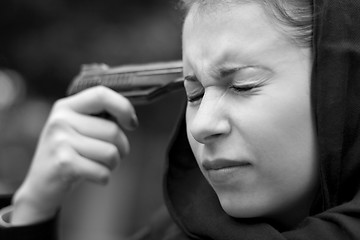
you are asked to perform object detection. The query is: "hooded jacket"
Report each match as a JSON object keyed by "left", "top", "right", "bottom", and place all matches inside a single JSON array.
[{"left": 2, "top": 0, "right": 360, "bottom": 239}]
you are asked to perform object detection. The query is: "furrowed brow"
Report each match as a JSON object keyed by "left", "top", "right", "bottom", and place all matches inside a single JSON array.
[
  {"left": 218, "top": 67, "right": 244, "bottom": 79},
  {"left": 184, "top": 66, "right": 250, "bottom": 83}
]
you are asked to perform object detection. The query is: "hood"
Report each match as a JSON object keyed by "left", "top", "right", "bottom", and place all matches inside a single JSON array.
[{"left": 163, "top": 0, "right": 360, "bottom": 239}]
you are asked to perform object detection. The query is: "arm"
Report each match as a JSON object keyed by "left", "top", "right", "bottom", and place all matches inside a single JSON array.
[
  {"left": 0, "top": 195, "right": 59, "bottom": 240},
  {"left": 11, "top": 86, "right": 137, "bottom": 225},
  {"left": 0, "top": 86, "right": 137, "bottom": 240}
]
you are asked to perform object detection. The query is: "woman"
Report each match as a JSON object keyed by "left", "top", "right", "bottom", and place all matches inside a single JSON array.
[{"left": 2, "top": 0, "right": 360, "bottom": 239}]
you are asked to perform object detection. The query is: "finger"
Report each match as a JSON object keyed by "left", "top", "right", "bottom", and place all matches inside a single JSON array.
[
  {"left": 59, "top": 110, "right": 130, "bottom": 155},
  {"left": 70, "top": 132, "right": 125, "bottom": 170},
  {"left": 52, "top": 143, "right": 112, "bottom": 185},
  {"left": 57, "top": 86, "right": 138, "bottom": 131},
  {"left": 74, "top": 154, "right": 112, "bottom": 185}
]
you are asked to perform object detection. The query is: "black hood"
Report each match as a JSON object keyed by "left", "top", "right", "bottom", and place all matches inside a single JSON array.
[{"left": 164, "top": 0, "right": 360, "bottom": 239}]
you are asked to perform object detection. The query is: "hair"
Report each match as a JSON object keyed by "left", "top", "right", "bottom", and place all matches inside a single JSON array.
[{"left": 179, "top": 0, "right": 313, "bottom": 48}]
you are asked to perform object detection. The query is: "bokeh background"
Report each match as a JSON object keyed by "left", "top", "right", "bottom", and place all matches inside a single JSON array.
[{"left": 0, "top": 1, "right": 185, "bottom": 239}]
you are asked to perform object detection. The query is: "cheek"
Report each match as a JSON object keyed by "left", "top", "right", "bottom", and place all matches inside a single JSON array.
[
  {"left": 185, "top": 106, "right": 212, "bottom": 178},
  {"left": 186, "top": 107, "right": 201, "bottom": 160},
  {"left": 222, "top": 88, "right": 318, "bottom": 217},
  {"left": 186, "top": 107, "right": 200, "bottom": 153},
  {"left": 233, "top": 81, "right": 318, "bottom": 190}
]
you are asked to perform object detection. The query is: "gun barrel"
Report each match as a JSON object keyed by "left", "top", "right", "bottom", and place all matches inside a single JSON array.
[{"left": 67, "top": 61, "right": 184, "bottom": 104}]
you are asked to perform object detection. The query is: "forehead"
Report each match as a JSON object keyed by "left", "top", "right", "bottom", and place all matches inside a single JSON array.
[{"left": 182, "top": 3, "right": 293, "bottom": 71}]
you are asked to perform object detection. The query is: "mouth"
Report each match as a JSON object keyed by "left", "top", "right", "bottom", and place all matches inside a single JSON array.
[
  {"left": 202, "top": 159, "right": 253, "bottom": 184},
  {"left": 202, "top": 159, "right": 252, "bottom": 171}
]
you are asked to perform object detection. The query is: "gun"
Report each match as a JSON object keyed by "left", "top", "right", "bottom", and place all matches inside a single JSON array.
[{"left": 67, "top": 60, "right": 184, "bottom": 104}]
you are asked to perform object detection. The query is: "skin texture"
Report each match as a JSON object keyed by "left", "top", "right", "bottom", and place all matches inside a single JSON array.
[
  {"left": 11, "top": 86, "right": 138, "bottom": 225},
  {"left": 183, "top": 3, "right": 319, "bottom": 227},
  {"left": 10, "top": 1, "right": 317, "bottom": 230}
]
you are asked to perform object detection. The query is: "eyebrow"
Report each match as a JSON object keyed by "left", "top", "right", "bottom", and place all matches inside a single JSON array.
[
  {"left": 184, "top": 66, "right": 247, "bottom": 82},
  {"left": 218, "top": 66, "right": 245, "bottom": 78}
]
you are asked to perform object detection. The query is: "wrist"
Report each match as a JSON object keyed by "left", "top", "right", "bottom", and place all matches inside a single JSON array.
[{"left": 11, "top": 186, "right": 57, "bottom": 225}]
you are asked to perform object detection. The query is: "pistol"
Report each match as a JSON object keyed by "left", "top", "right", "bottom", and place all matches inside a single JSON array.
[{"left": 67, "top": 60, "right": 184, "bottom": 104}]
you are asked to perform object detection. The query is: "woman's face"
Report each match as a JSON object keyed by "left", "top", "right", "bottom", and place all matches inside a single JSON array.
[{"left": 183, "top": 3, "right": 318, "bottom": 226}]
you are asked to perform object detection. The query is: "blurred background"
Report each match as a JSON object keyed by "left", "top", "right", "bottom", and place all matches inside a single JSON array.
[{"left": 0, "top": 0, "right": 184, "bottom": 239}]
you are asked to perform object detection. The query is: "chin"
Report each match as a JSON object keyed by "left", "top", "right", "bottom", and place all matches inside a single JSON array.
[
  {"left": 217, "top": 194, "right": 274, "bottom": 219},
  {"left": 217, "top": 194, "right": 306, "bottom": 230},
  {"left": 221, "top": 203, "right": 265, "bottom": 219}
]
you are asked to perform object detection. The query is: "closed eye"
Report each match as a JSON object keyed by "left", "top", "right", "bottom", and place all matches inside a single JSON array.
[{"left": 230, "top": 85, "right": 257, "bottom": 92}]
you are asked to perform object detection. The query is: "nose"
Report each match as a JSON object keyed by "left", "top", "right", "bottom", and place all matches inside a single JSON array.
[{"left": 188, "top": 91, "right": 231, "bottom": 144}]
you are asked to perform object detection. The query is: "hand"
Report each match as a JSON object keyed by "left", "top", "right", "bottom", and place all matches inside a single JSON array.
[{"left": 11, "top": 86, "right": 138, "bottom": 225}]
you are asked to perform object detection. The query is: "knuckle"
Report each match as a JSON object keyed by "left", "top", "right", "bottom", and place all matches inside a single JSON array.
[
  {"left": 93, "top": 86, "right": 109, "bottom": 101},
  {"left": 54, "top": 146, "right": 76, "bottom": 178},
  {"left": 53, "top": 98, "right": 67, "bottom": 110},
  {"left": 46, "top": 111, "right": 71, "bottom": 133},
  {"left": 55, "top": 146, "right": 73, "bottom": 166},
  {"left": 97, "top": 168, "right": 110, "bottom": 184},
  {"left": 104, "top": 145, "right": 120, "bottom": 168},
  {"left": 47, "top": 126, "right": 70, "bottom": 146},
  {"left": 105, "top": 144, "right": 118, "bottom": 158},
  {"left": 108, "top": 122, "right": 121, "bottom": 142},
  {"left": 94, "top": 85, "right": 108, "bottom": 92}
]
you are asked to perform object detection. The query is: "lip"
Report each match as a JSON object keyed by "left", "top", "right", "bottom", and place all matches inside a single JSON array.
[
  {"left": 202, "top": 159, "right": 252, "bottom": 171},
  {"left": 202, "top": 159, "right": 252, "bottom": 184}
]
